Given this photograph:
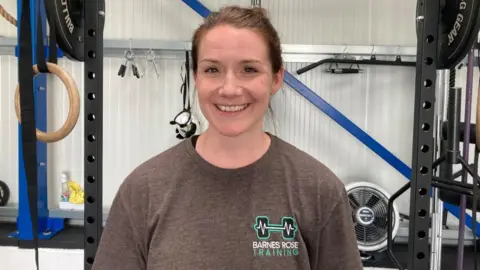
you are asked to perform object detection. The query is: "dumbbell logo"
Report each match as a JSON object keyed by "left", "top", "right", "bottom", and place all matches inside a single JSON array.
[{"left": 254, "top": 216, "right": 297, "bottom": 240}]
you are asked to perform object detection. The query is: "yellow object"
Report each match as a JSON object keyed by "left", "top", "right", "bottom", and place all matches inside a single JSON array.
[{"left": 67, "top": 180, "right": 84, "bottom": 204}]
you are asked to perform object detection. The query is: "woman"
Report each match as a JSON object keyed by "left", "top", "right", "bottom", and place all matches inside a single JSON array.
[{"left": 93, "top": 6, "right": 362, "bottom": 270}]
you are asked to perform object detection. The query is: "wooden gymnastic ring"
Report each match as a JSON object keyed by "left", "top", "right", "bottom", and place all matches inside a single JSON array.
[{"left": 14, "top": 63, "right": 80, "bottom": 143}]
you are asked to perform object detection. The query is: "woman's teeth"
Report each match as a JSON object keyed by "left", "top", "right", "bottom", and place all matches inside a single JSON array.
[{"left": 216, "top": 104, "right": 249, "bottom": 112}]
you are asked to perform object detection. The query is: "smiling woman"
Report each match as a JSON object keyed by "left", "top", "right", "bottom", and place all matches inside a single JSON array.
[{"left": 92, "top": 5, "right": 363, "bottom": 270}]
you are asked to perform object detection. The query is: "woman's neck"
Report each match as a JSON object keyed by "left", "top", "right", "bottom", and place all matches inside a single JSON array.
[{"left": 196, "top": 127, "right": 271, "bottom": 169}]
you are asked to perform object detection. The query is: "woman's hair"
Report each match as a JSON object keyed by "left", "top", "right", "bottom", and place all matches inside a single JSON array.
[{"left": 191, "top": 5, "right": 283, "bottom": 74}]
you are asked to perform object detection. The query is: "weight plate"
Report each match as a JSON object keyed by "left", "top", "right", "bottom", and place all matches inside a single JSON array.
[
  {"left": 0, "top": 180, "right": 10, "bottom": 206},
  {"left": 416, "top": 0, "right": 480, "bottom": 69},
  {"left": 44, "top": 0, "right": 106, "bottom": 62}
]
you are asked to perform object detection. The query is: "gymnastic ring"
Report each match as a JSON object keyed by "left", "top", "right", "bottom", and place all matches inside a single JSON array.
[{"left": 14, "top": 63, "right": 80, "bottom": 143}]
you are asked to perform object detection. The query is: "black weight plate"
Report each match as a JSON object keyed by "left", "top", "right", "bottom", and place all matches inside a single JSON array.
[
  {"left": 0, "top": 180, "right": 10, "bottom": 206},
  {"left": 416, "top": 0, "right": 480, "bottom": 69},
  {"left": 44, "top": 0, "right": 106, "bottom": 62}
]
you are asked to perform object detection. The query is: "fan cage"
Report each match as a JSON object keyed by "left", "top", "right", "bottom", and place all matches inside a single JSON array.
[{"left": 345, "top": 181, "right": 400, "bottom": 252}]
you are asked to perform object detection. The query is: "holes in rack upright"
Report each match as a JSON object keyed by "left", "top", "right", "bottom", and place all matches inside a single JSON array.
[
  {"left": 87, "top": 155, "right": 96, "bottom": 163},
  {"left": 424, "top": 57, "right": 433, "bottom": 65},
  {"left": 419, "top": 166, "right": 428, "bottom": 175},
  {"left": 424, "top": 79, "right": 432, "bottom": 88},
  {"left": 87, "top": 216, "right": 95, "bottom": 224},
  {"left": 417, "top": 252, "right": 425, "bottom": 259},
  {"left": 417, "top": 230, "right": 426, "bottom": 239},
  {"left": 87, "top": 237, "right": 95, "bottom": 244},
  {"left": 86, "top": 257, "right": 94, "bottom": 264},
  {"left": 420, "top": 145, "right": 429, "bottom": 153},
  {"left": 419, "top": 188, "right": 427, "bottom": 196},
  {"left": 87, "top": 93, "right": 96, "bottom": 100},
  {"left": 87, "top": 134, "right": 96, "bottom": 142},
  {"left": 423, "top": 101, "right": 431, "bottom": 109},
  {"left": 87, "top": 176, "right": 96, "bottom": 183}
]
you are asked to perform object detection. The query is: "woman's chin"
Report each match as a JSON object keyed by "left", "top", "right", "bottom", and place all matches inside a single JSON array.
[{"left": 210, "top": 123, "right": 250, "bottom": 138}]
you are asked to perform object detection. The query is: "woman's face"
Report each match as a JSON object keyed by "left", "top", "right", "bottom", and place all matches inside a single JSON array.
[{"left": 194, "top": 25, "right": 283, "bottom": 137}]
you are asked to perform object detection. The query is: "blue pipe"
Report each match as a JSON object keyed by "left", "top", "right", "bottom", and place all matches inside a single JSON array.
[{"left": 180, "top": 0, "right": 480, "bottom": 236}]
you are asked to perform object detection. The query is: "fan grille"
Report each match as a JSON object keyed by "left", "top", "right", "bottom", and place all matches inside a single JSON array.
[{"left": 347, "top": 186, "right": 394, "bottom": 249}]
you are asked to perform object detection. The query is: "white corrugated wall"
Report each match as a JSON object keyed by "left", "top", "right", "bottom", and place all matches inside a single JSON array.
[{"left": 0, "top": 0, "right": 477, "bottom": 228}]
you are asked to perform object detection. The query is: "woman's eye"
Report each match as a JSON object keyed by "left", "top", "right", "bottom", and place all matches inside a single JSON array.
[
  {"left": 244, "top": 67, "right": 257, "bottom": 73},
  {"left": 205, "top": 67, "right": 218, "bottom": 73}
]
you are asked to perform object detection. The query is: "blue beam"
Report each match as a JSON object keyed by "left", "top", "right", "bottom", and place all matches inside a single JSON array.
[
  {"left": 12, "top": 0, "right": 64, "bottom": 241},
  {"left": 181, "top": 0, "right": 480, "bottom": 236}
]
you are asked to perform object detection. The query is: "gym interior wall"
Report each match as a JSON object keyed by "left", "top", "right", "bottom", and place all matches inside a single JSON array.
[{"left": 0, "top": 0, "right": 478, "bottom": 269}]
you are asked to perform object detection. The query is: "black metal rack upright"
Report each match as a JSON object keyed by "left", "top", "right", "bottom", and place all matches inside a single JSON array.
[
  {"left": 83, "top": 1, "right": 104, "bottom": 269},
  {"left": 408, "top": 0, "right": 440, "bottom": 269}
]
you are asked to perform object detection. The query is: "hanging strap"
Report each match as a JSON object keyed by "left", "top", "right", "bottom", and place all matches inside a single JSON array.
[
  {"left": 18, "top": 0, "right": 39, "bottom": 269},
  {"left": 19, "top": 0, "right": 55, "bottom": 269},
  {"left": 181, "top": 51, "right": 191, "bottom": 111}
]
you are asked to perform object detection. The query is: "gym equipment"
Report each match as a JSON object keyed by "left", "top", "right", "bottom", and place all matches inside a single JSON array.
[
  {"left": 14, "top": 63, "right": 81, "bottom": 143},
  {"left": 416, "top": 0, "right": 480, "bottom": 69},
  {"left": 0, "top": 4, "right": 82, "bottom": 142},
  {"left": 145, "top": 49, "right": 160, "bottom": 78},
  {"left": 387, "top": 86, "right": 480, "bottom": 269},
  {"left": 254, "top": 216, "right": 297, "bottom": 240},
  {"left": 170, "top": 51, "right": 197, "bottom": 139},
  {"left": 7, "top": 0, "right": 105, "bottom": 269},
  {"left": 44, "top": 0, "right": 105, "bottom": 61},
  {"left": 296, "top": 54, "right": 416, "bottom": 75},
  {"left": 0, "top": 180, "right": 10, "bottom": 207},
  {"left": 345, "top": 182, "right": 400, "bottom": 261},
  {"left": 117, "top": 39, "right": 142, "bottom": 78}
]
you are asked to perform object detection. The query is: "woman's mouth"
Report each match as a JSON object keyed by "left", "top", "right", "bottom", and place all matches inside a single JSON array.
[{"left": 215, "top": 104, "right": 251, "bottom": 113}]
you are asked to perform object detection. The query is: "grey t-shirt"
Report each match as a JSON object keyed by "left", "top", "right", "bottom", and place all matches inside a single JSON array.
[{"left": 92, "top": 134, "right": 363, "bottom": 270}]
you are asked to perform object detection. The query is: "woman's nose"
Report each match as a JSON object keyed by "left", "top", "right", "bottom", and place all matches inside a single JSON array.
[{"left": 219, "top": 72, "right": 241, "bottom": 96}]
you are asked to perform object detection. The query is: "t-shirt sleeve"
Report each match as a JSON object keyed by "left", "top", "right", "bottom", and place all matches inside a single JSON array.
[
  {"left": 317, "top": 187, "right": 363, "bottom": 270},
  {"left": 92, "top": 178, "right": 148, "bottom": 270}
]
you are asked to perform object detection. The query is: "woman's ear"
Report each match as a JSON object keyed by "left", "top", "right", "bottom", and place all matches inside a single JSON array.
[{"left": 271, "top": 66, "right": 284, "bottom": 95}]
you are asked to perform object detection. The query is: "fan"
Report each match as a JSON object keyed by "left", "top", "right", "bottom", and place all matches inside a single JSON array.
[{"left": 345, "top": 181, "right": 400, "bottom": 257}]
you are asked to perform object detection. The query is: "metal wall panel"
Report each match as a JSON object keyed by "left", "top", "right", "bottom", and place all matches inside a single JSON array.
[
  {"left": 0, "top": 55, "right": 19, "bottom": 205},
  {"left": 263, "top": 0, "right": 417, "bottom": 45}
]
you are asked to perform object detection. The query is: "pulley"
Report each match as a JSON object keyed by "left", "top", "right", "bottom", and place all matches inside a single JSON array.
[
  {"left": 44, "top": 0, "right": 105, "bottom": 61},
  {"left": 416, "top": 0, "right": 480, "bottom": 69}
]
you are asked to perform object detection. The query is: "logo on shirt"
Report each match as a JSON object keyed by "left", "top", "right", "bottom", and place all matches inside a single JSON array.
[{"left": 252, "top": 216, "right": 299, "bottom": 257}]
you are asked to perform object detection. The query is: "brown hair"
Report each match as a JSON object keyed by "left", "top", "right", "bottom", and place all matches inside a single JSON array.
[{"left": 191, "top": 5, "right": 283, "bottom": 74}]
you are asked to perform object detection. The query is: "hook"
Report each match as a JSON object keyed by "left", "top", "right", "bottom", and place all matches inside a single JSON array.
[
  {"left": 395, "top": 45, "right": 402, "bottom": 62},
  {"left": 370, "top": 45, "right": 376, "bottom": 60}
]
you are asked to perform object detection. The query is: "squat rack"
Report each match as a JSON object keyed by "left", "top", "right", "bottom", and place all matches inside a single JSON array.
[{"left": 83, "top": 0, "right": 104, "bottom": 268}]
